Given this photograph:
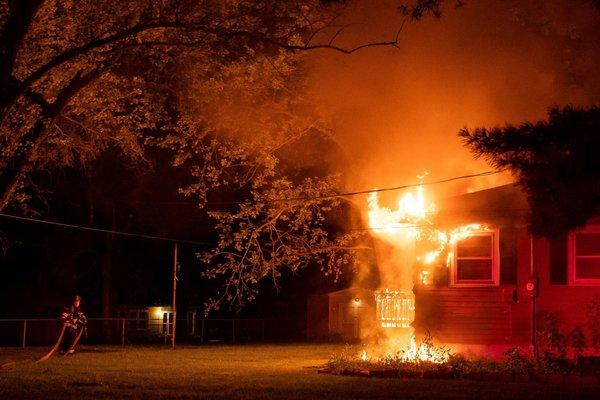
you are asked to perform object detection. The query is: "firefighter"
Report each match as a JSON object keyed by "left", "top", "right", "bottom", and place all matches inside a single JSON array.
[{"left": 59, "top": 294, "right": 87, "bottom": 354}]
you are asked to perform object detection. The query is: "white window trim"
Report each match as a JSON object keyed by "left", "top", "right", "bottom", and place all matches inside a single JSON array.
[
  {"left": 568, "top": 225, "right": 600, "bottom": 286},
  {"left": 450, "top": 229, "right": 500, "bottom": 287}
]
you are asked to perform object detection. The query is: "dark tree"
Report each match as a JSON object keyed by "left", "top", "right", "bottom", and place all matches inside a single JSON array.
[
  {"left": 460, "top": 106, "right": 600, "bottom": 236},
  {"left": 0, "top": 0, "right": 450, "bottom": 312},
  {"left": 1, "top": 0, "right": 431, "bottom": 213}
]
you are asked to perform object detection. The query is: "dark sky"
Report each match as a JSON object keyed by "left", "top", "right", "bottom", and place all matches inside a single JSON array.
[
  {"left": 2, "top": 0, "right": 599, "bottom": 318},
  {"left": 306, "top": 0, "right": 600, "bottom": 202}
]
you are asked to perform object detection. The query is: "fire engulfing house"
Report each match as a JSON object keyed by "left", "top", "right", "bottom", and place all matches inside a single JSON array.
[{"left": 308, "top": 184, "right": 600, "bottom": 356}]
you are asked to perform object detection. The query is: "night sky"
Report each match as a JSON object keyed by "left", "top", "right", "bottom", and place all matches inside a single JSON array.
[{"left": 1, "top": 0, "right": 599, "bottom": 321}]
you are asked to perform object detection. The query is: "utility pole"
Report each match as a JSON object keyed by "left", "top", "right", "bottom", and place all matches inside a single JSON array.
[
  {"left": 529, "top": 235, "right": 538, "bottom": 359},
  {"left": 172, "top": 242, "right": 178, "bottom": 350}
]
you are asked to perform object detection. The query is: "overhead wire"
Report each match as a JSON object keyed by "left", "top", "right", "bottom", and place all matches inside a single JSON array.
[
  {"left": 199, "top": 169, "right": 504, "bottom": 206},
  {"left": 0, "top": 213, "right": 209, "bottom": 246},
  {"left": 275, "top": 170, "right": 503, "bottom": 202},
  {"left": 0, "top": 169, "right": 507, "bottom": 239}
]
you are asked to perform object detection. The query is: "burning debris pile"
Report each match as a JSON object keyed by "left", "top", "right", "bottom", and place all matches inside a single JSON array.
[
  {"left": 326, "top": 334, "right": 453, "bottom": 377},
  {"left": 323, "top": 344, "right": 600, "bottom": 385}
]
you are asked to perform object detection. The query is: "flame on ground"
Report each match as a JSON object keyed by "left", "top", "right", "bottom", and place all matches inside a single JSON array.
[
  {"left": 358, "top": 335, "right": 450, "bottom": 364},
  {"left": 360, "top": 349, "right": 368, "bottom": 361}
]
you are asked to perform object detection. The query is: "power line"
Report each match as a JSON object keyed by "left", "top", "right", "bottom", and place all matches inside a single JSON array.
[
  {"left": 0, "top": 170, "right": 506, "bottom": 241},
  {"left": 349, "top": 224, "right": 433, "bottom": 232},
  {"left": 97, "top": 170, "right": 504, "bottom": 207},
  {"left": 201, "top": 169, "right": 505, "bottom": 206},
  {"left": 0, "top": 213, "right": 209, "bottom": 246},
  {"left": 282, "top": 170, "right": 504, "bottom": 202}
]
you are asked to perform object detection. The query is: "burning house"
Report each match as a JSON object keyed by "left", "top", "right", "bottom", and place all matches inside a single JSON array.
[{"left": 308, "top": 182, "right": 600, "bottom": 358}]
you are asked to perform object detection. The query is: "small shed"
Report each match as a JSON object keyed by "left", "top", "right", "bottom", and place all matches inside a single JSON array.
[
  {"left": 117, "top": 305, "right": 174, "bottom": 336},
  {"left": 307, "top": 287, "right": 375, "bottom": 340}
]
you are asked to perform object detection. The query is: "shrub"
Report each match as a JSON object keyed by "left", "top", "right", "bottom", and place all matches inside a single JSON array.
[
  {"left": 503, "top": 347, "right": 533, "bottom": 374},
  {"left": 448, "top": 353, "right": 469, "bottom": 377},
  {"left": 464, "top": 358, "right": 499, "bottom": 374},
  {"left": 326, "top": 345, "right": 363, "bottom": 373},
  {"left": 569, "top": 325, "right": 587, "bottom": 358},
  {"left": 538, "top": 311, "right": 567, "bottom": 358},
  {"left": 586, "top": 297, "right": 600, "bottom": 352}
]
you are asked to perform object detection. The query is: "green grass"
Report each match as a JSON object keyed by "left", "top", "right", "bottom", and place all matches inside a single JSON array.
[{"left": 0, "top": 344, "right": 598, "bottom": 399}]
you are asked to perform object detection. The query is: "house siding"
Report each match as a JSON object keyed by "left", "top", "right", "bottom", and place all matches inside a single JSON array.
[
  {"left": 313, "top": 185, "right": 600, "bottom": 354},
  {"left": 535, "top": 236, "right": 600, "bottom": 336}
]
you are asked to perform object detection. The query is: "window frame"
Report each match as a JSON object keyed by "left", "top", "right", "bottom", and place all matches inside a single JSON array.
[
  {"left": 568, "top": 225, "right": 600, "bottom": 286},
  {"left": 450, "top": 228, "right": 500, "bottom": 287}
]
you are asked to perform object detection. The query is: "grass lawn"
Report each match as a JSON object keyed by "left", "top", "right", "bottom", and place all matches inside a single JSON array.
[{"left": 0, "top": 344, "right": 598, "bottom": 399}]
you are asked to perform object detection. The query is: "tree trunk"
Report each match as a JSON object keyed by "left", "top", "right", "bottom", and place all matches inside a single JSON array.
[
  {"left": 0, "top": 118, "right": 45, "bottom": 211},
  {"left": 0, "top": 68, "right": 105, "bottom": 211},
  {"left": 0, "top": 0, "right": 43, "bottom": 111}
]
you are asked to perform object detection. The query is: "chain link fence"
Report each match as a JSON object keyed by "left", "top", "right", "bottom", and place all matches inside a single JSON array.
[{"left": 0, "top": 317, "right": 303, "bottom": 347}]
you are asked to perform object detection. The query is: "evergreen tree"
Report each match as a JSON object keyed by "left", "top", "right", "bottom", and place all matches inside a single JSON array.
[{"left": 460, "top": 106, "right": 600, "bottom": 236}]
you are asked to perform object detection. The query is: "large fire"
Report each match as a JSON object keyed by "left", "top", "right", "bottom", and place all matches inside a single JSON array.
[
  {"left": 367, "top": 184, "right": 433, "bottom": 237},
  {"left": 362, "top": 178, "right": 488, "bottom": 363}
]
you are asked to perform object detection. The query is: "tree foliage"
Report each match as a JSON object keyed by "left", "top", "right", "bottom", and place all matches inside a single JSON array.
[
  {"left": 201, "top": 175, "right": 367, "bottom": 310},
  {"left": 2, "top": 0, "right": 426, "bottom": 210},
  {"left": 0, "top": 0, "right": 448, "bottom": 310},
  {"left": 460, "top": 106, "right": 600, "bottom": 236}
]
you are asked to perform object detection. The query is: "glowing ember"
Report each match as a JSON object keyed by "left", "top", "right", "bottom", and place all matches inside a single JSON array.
[
  {"left": 419, "top": 270, "right": 430, "bottom": 285},
  {"left": 360, "top": 349, "right": 368, "bottom": 361}
]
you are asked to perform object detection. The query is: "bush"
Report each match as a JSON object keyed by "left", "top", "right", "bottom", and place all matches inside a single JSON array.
[
  {"left": 448, "top": 353, "right": 469, "bottom": 377},
  {"left": 586, "top": 298, "right": 600, "bottom": 352},
  {"left": 570, "top": 325, "right": 587, "bottom": 358},
  {"left": 538, "top": 311, "right": 567, "bottom": 358},
  {"left": 502, "top": 347, "right": 533, "bottom": 374}
]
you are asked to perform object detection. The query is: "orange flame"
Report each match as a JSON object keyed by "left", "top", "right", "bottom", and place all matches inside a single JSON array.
[
  {"left": 363, "top": 176, "right": 486, "bottom": 364},
  {"left": 367, "top": 184, "right": 434, "bottom": 238}
]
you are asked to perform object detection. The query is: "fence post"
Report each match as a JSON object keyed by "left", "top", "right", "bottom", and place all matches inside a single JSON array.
[
  {"left": 171, "top": 242, "right": 178, "bottom": 350},
  {"left": 232, "top": 319, "right": 235, "bottom": 343},
  {"left": 121, "top": 319, "right": 125, "bottom": 346},
  {"left": 22, "top": 320, "right": 27, "bottom": 349},
  {"left": 200, "top": 319, "right": 204, "bottom": 344}
]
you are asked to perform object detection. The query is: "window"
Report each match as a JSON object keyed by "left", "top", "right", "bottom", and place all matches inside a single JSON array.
[
  {"left": 569, "top": 226, "right": 600, "bottom": 285},
  {"left": 451, "top": 230, "right": 499, "bottom": 286}
]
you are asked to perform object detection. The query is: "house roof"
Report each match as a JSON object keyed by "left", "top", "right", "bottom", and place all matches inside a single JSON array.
[
  {"left": 435, "top": 183, "right": 529, "bottom": 227},
  {"left": 327, "top": 287, "right": 374, "bottom": 297},
  {"left": 440, "top": 183, "right": 527, "bottom": 211}
]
